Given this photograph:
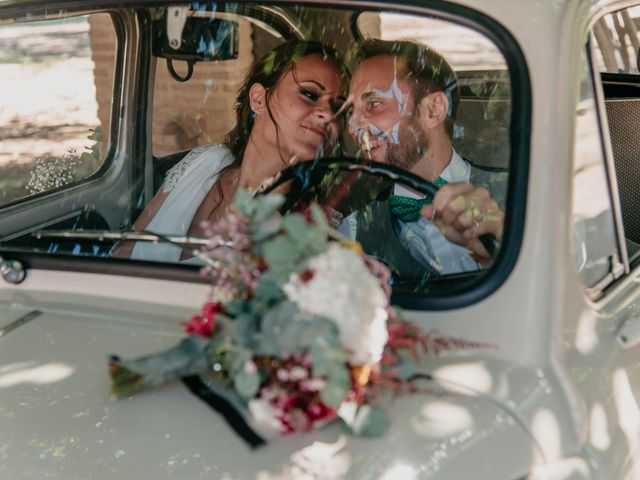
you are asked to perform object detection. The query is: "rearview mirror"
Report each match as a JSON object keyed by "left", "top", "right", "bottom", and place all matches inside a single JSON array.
[{"left": 152, "top": 15, "right": 239, "bottom": 63}]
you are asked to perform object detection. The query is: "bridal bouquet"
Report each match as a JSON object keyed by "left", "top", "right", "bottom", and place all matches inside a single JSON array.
[{"left": 109, "top": 191, "right": 482, "bottom": 446}]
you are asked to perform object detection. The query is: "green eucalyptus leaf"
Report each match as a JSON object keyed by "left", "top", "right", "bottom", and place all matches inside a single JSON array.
[
  {"left": 280, "top": 316, "right": 336, "bottom": 353},
  {"left": 282, "top": 214, "right": 309, "bottom": 241},
  {"left": 311, "top": 342, "right": 329, "bottom": 376},
  {"left": 252, "top": 194, "right": 285, "bottom": 223},
  {"left": 224, "top": 299, "right": 250, "bottom": 317},
  {"left": 256, "top": 301, "right": 300, "bottom": 356},
  {"left": 283, "top": 214, "right": 327, "bottom": 255},
  {"left": 253, "top": 277, "right": 285, "bottom": 305},
  {"left": 395, "top": 360, "right": 419, "bottom": 380},
  {"left": 255, "top": 334, "right": 278, "bottom": 357},
  {"left": 227, "top": 347, "right": 253, "bottom": 375},
  {"left": 309, "top": 203, "right": 333, "bottom": 232},
  {"left": 251, "top": 214, "right": 283, "bottom": 242},
  {"left": 319, "top": 364, "right": 351, "bottom": 408},
  {"left": 261, "top": 235, "right": 301, "bottom": 271},
  {"left": 234, "top": 313, "right": 259, "bottom": 348},
  {"left": 310, "top": 335, "right": 346, "bottom": 377},
  {"left": 320, "top": 382, "right": 347, "bottom": 409},
  {"left": 343, "top": 405, "right": 390, "bottom": 437},
  {"left": 233, "top": 189, "right": 255, "bottom": 217},
  {"left": 207, "top": 315, "right": 234, "bottom": 351},
  {"left": 234, "top": 369, "right": 260, "bottom": 399}
]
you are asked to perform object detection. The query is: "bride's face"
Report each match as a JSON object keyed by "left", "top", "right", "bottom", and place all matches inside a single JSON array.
[{"left": 256, "top": 54, "right": 346, "bottom": 162}]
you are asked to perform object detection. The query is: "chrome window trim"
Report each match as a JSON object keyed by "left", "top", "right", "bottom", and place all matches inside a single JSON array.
[{"left": 587, "top": 33, "right": 630, "bottom": 279}]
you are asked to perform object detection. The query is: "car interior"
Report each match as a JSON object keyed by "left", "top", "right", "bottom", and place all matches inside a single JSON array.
[{"left": 0, "top": 3, "right": 516, "bottom": 296}]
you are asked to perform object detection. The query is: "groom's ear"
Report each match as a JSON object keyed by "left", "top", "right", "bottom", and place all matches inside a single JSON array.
[
  {"left": 249, "top": 83, "right": 267, "bottom": 115},
  {"left": 417, "top": 91, "right": 449, "bottom": 131}
]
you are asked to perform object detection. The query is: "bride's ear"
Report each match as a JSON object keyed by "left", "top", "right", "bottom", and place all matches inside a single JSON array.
[{"left": 249, "top": 83, "right": 267, "bottom": 115}]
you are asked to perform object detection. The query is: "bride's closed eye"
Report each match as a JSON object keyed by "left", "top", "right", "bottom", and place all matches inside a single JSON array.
[{"left": 299, "top": 87, "right": 320, "bottom": 101}]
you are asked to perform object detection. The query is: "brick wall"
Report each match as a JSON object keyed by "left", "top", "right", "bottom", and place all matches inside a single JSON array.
[
  {"left": 151, "top": 17, "right": 254, "bottom": 155},
  {"left": 88, "top": 14, "right": 254, "bottom": 157},
  {"left": 87, "top": 13, "right": 116, "bottom": 148}
]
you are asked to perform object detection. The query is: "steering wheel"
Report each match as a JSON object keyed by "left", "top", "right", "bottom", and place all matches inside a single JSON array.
[{"left": 254, "top": 157, "right": 498, "bottom": 258}]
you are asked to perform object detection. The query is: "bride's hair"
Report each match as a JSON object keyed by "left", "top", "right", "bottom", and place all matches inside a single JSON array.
[{"left": 225, "top": 40, "right": 349, "bottom": 163}]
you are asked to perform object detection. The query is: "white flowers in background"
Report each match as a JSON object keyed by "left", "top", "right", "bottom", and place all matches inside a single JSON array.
[
  {"left": 283, "top": 243, "right": 388, "bottom": 366},
  {"left": 26, "top": 150, "right": 80, "bottom": 195}
]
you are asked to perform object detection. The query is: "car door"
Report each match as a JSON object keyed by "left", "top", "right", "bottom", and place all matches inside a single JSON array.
[{"left": 567, "top": 5, "right": 640, "bottom": 477}]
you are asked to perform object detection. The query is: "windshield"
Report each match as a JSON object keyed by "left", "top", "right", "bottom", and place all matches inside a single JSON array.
[{"left": 0, "top": 2, "right": 524, "bottom": 298}]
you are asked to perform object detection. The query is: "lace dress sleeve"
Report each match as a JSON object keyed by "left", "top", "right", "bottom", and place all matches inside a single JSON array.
[{"left": 161, "top": 144, "right": 218, "bottom": 193}]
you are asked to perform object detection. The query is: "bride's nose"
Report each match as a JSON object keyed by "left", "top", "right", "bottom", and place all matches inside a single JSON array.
[{"left": 314, "top": 99, "right": 333, "bottom": 122}]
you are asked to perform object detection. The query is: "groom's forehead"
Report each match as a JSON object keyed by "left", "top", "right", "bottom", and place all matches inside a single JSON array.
[{"left": 350, "top": 55, "right": 413, "bottom": 96}]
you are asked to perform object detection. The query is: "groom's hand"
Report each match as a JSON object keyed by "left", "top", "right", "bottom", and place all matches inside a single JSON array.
[{"left": 421, "top": 182, "right": 503, "bottom": 263}]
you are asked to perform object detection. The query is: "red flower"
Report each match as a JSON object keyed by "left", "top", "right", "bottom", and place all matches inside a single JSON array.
[
  {"left": 277, "top": 395, "right": 336, "bottom": 434},
  {"left": 299, "top": 269, "right": 315, "bottom": 283},
  {"left": 181, "top": 302, "right": 222, "bottom": 337}
]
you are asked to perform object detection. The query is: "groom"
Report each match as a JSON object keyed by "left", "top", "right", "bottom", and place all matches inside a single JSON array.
[{"left": 344, "top": 39, "right": 506, "bottom": 278}]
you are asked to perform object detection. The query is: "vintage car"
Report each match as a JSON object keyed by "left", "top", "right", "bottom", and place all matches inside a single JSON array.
[{"left": 1, "top": 0, "right": 640, "bottom": 478}]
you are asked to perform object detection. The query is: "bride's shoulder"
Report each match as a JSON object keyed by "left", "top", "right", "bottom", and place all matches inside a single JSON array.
[{"left": 162, "top": 143, "right": 233, "bottom": 193}]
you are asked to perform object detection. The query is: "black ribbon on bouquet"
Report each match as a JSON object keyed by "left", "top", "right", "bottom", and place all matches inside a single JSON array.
[{"left": 181, "top": 375, "right": 266, "bottom": 449}]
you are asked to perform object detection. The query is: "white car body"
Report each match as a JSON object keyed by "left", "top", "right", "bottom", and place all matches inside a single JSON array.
[{"left": 1, "top": 0, "right": 639, "bottom": 478}]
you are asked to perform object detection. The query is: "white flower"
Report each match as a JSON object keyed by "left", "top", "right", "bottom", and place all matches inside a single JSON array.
[
  {"left": 283, "top": 243, "right": 388, "bottom": 365},
  {"left": 26, "top": 150, "right": 81, "bottom": 195},
  {"left": 301, "top": 378, "right": 326, "bottom": 392},
  {"left": 289, "top": 366, "right": 308, "bottom": 381},
  {"left": 248, "top": 398, "right": 285, "bottom": 438}
]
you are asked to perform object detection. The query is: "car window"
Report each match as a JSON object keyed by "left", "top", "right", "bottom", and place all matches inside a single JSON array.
[
  {"left": 572, "top": 49, "right": 624, "bottom": 294},
  {"left": 0, "top": 13, "right": 115, "bottom": 206},
  {"left": 0, "top": 3, "right": 528, "bottom": 303},
  {"left": 590, "top": 7, "right": 640, "bottom": 274},
  {"left": 592, "top": 7, "right": 640, "bottom": 74}
]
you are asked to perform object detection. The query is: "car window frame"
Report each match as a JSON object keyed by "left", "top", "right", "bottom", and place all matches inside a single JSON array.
[
  {"left": 0, "top": 8, "right": 125, "bottom": 210},
  {"left": 571, "top": 1, "right": 640, "bottom": 309},
  {"left": 579, "top": 7, "right": 640, "bottom": 302},
  {"left": 0, "top": 0, "right": 531, "bottom": 312},
  {"left": 574, "top": 33, "right": 630, "bottom": 300}
]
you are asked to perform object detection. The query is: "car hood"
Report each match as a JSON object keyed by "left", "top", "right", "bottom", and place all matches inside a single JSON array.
[{"left": 0, "top": 300, "right": 538, "bottom": 479}]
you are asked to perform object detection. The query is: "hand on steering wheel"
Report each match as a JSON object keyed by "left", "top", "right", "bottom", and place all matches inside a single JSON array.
[{"left": 254, "top": 157, "right": 499, "bottom": 259}]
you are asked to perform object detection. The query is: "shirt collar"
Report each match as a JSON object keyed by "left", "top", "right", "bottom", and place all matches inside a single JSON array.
[
  {"left": 439, "top": 148, "right": 470, "bottom": 183},
  {"left": 393, "top": 148, "right": 469, "bottom": 199}
]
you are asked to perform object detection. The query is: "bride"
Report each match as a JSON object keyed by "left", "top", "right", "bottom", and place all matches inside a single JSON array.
[{"left": 115, "top": 41, "right": 348, "bottom": 262}]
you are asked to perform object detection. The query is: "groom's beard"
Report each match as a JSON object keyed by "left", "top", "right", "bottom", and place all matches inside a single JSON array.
[{"left": 384, "top": 117, "right": 428, "bottom": 172}]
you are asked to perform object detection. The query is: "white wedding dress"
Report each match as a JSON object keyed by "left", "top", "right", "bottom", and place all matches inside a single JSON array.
[{"left": 130, "top": 143, "right": 234, "bottom": 262}]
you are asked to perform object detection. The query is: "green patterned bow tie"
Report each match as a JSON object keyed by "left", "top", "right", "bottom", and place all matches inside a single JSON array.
[{"left": 388, "top": 177, "right": 448, "bottom": 222}]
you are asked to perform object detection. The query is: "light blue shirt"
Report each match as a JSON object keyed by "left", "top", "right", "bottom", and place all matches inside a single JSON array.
[{"left": 339, "top": 150, "right": 482, "bottom": 275}]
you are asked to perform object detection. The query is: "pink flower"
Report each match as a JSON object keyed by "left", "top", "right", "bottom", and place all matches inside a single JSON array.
[
  {"left": 362, "top": 254, "right": 392, "bottom": 301},
  {"left": 181, "top": 302, "right": 223, "bottom": 337}
]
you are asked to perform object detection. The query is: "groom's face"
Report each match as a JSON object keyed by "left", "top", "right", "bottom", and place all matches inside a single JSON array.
[{"left": 347, "top": 55, "right": 426, "bottom": 171}]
